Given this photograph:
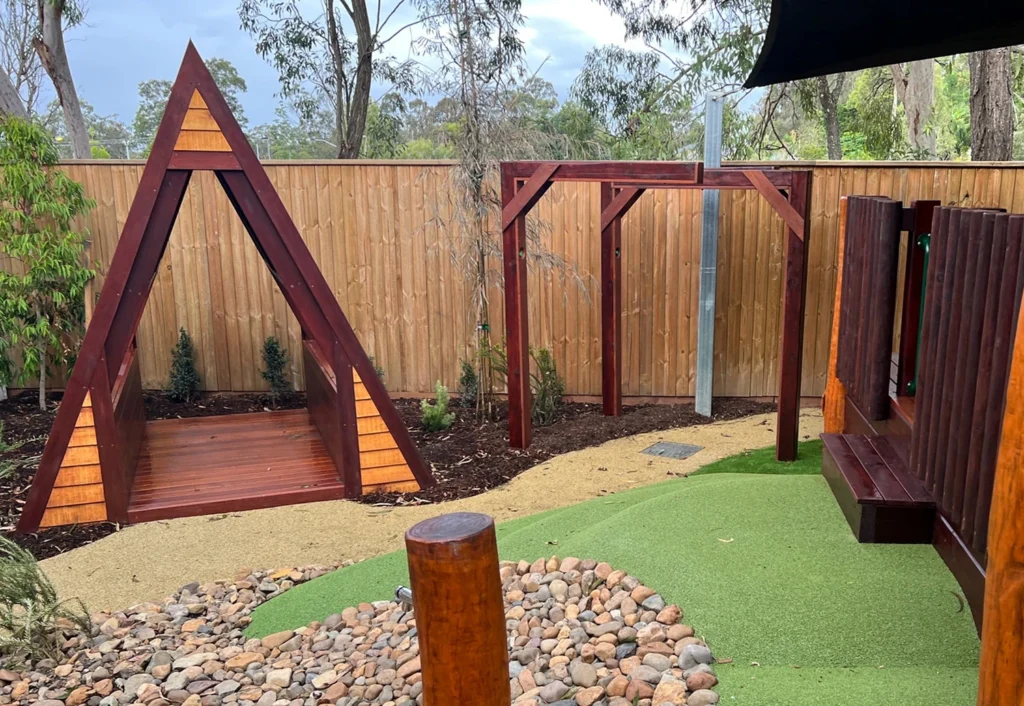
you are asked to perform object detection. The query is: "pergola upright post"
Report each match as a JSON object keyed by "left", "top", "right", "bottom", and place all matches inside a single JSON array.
[
  {"left": 776, "top": 170, "right": 811, "bottom": 461},
  {"left": 695, "top": 94, "right": 723, "bottom": 417},
  {"left": 501, "top": 165, "right": 532, "bottom": 448},
  {"left": 601, "top": 182, "right": 623, "bottom": 416}
]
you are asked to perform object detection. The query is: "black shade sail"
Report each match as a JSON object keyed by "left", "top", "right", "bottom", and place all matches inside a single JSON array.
[{"left": 745, "top": 0, "right": 1024, "bottom": 88}]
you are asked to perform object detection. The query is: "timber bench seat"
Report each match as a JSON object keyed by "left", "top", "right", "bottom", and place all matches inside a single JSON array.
[{"left": 821, "top": 433, "right": 935, "bottom": 544}]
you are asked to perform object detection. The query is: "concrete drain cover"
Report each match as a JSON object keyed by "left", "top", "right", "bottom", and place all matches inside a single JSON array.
[{"left": 641, "top": 441, "right": 703, "bottom": 460}]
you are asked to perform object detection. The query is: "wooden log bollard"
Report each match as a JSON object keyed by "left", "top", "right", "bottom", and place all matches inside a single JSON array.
[{"left": 406, "top": 512, "right": 509, "bottom": 706}]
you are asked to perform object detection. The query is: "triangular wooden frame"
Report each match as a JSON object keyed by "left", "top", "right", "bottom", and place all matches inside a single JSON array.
[{"left": 18, "top": 42, "right": 433, "bottom": 532}]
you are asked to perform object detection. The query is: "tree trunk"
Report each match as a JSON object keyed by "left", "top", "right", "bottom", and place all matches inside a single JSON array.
[
  {"left": 0, "top": 71, "right": 28, "bottom": 119},
  {"left": 969, "top": 48, "right": 1014, "bottom": 161},
  {"left": 325, "top": 0, "right": 372, "bottom": 159},
  {"left": 891, "top": 60, "right": 936, "bottom": 158},
  {"left": 817, "top": 75, "right": 843, "bottom": 159},
  {"left": 37, "top": 343, "right": 45, "bottom": 410},
  {"left": 33, "top": 0, "right": 89, "bottom": 158}
]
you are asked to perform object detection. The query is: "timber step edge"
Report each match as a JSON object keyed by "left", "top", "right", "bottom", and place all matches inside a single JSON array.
[{"left": 821, "top": 433, "right": 935, "bottom": 544}]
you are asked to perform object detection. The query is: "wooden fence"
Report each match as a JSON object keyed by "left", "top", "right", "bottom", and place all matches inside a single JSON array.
[{"left": 9, "top": 160, "right": 1024, "bottom": 398}]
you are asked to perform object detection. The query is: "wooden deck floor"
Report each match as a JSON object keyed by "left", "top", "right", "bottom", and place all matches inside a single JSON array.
[{"left": 127, "top": 409, "right": 346, "bottom": 523}]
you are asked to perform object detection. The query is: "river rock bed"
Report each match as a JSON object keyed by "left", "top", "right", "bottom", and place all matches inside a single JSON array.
[{"left": 0, "top": 558, "right": 719, "bottom": 706}]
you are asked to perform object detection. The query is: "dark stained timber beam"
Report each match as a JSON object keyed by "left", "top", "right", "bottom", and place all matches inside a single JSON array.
[
  {"left": 505, "top": 161, "right": 702, "bottom": 185},
  {"left": 776, "top": 170, "right": 811, "bottom": 462},
  {"left": 599, "top": 186, "right": 644, "bottom": 232},
  {"left": 601, "top": 185, "right": 643, "bottom": 416},
  {"left": 333, "top": 340, "right": 363, "bottom": 498},
  {"left": 93, "top": 351, "right": 127, "bottom": 524},
  {"left": 502, "top": 164, "right": 532, "bottom": 448},
  {"left": 168, "top": 151, "right": 241, "bottom": 170},
  {"left": 744, "top": 170, "right": 806, "bottom": 236},
  {"left": 500, "top": 163, "right": 559, "bottom": 231}
]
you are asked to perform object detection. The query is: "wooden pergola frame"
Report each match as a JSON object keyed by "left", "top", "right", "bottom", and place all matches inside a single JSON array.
[{"left": 500, "top": 161, "right": 812, "bottom": 461}]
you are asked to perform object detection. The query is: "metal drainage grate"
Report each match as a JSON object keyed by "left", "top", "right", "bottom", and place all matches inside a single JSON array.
[{"left": 641, "top": 441, "right": 703, "bottom": 460}]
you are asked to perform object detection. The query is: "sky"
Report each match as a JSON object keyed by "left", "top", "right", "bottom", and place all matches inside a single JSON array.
[{"left": 62, "top": 0, "right": 653, "bottom": 128}]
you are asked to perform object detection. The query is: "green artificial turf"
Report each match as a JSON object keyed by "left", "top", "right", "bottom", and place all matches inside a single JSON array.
[
  {"left": 690, "top": 438, "right": 823, "bottom": 475},
  {"left": 248, "top": 441, "right": 980, "bottom": 705}
]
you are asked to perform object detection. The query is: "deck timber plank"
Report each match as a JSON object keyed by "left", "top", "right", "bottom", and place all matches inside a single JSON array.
[{"left": 127, "top": 410, "right": 345, "bottom": 523}]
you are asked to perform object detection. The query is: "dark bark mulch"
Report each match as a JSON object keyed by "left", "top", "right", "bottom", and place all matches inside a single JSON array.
[{"left": 1, "top": 389, "right": 773, "bottom": 560}]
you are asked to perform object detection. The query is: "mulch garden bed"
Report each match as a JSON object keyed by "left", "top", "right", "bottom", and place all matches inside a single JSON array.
[{"left": 0, "top": 389, "right": 772, "bottom": 560}]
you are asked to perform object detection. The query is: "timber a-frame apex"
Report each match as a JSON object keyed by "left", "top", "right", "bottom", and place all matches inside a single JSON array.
[{"left": 18, "top": 42, "right": 433, "bottom": 533}]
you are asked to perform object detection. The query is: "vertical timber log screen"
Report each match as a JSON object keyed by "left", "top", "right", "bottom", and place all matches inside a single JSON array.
[
  {"left": 406, "top": 513, "right": 508, "bottom": 706},
  {"left": 500, "top": 162, "right": 811, "bottom": 462},
  {"left": 835, "top": 196, "right": 903, "bottom": 421},
  {"left": 910, "top": 210, "right": 1024, "bottom": 559}
]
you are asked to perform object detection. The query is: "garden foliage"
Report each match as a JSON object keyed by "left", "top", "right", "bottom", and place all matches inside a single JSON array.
[
  {"left": 0, "top": 536, "right": 90, "bottom": 665},
  {"left": 421, "top": 381, "right": 455, "bottom": 432},
  {"left": 0, "top": 117, "right": 94, "bottom": 409},
  {"left": 260, "top": 336, "right": 291, "bottom": 405},
  {"left": 457, "top": 359, "right": 479, "bottom": 408},
  {"left": 167, "top": 328, "right": 201, "bottom": 402}
]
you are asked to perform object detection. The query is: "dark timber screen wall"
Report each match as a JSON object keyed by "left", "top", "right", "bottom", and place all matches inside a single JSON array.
[
  {"left": 910, "top": 208, "right": 1024, "bottom": 560},
  {"left": 836, "top": 196, "right": 904, "bottom": 420}
]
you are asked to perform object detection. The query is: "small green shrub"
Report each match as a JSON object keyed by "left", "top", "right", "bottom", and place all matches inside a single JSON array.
[
  {"left": 369, "top": 355, "right": 386, "bottom": 381},
  {"left": 167, "top": 328, "right": 201, "bottom": 403},
  {"left": 0, "top": 536, "right": 90, "bottom": 665},
  {"left": 457, "top": 359, "right": 479, "bottom": 407},
  {"left": 421, "top": 381, "right": 455, "bottom": 432},
  {"left": 260, "top": 336, "right": 291, "bottom": 406},
  {"left": 530, "top": 347, "right": 564, "bottom": 426}
]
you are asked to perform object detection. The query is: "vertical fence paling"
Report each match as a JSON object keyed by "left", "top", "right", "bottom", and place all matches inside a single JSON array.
[
  {"left": 907, "top": 208, "right": 1024, "bottom": 558},
  {"left": 835, "top": 196, "right": 903, "bottom": 420},
  {"left": 15, "top": 161, "right": 1024, "bottom": 397}
]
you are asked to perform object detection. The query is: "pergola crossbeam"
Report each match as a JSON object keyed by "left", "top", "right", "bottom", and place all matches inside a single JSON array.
[
  {"left": 744, "top": 170, "right": 806, "bottom": 236},
  {"left": 501, "top": 163, "right": 559, "bottom": 231}
]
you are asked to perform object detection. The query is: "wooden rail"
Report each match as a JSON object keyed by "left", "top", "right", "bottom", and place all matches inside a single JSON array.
[
  {"left": 302, "top": 337, "right": 361, "bottom": 496},
  {"left": 109, "top": 343, "right": 146, "bottom": 521}
]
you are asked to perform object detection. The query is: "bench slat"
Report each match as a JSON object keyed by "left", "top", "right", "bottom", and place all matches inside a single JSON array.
[
  {"left": 845, "top": 434, "right": 914, "bottom": 505},
  {"left": 822, "top": 434, "right": 882, "bottom": 504},
  {"left": 869, "top": 436, "right": 934, "bottom": 504}
]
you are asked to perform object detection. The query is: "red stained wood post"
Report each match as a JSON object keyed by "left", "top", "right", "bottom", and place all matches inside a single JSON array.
[
  {"left": 406, "top": 513, "right": 509, "bottom": 706},
  {"left": 333, "top": 339, "right": 363, "bottom": 498},
  {"left": 776, "top": 171, "right": 811, "bottom": 461},
  {"left": 93, "top": 352, "right": 127, "bottom": 523},
  {"left": 601, "top": 183, "right": 623, "bottom": 416},
  {"left": 502, "top": 165, "right": 532, "bottom": 448},
  {"left": 978, "top": 290, "right": 1024, "bottom": 706},
  {"left": 599, "top": 184, "right": 645, "bottom": 417}
]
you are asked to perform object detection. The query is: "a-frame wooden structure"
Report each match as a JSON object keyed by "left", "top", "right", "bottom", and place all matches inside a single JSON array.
[{"left": 18, "top": 43, "right": 433, "bottom": 532}]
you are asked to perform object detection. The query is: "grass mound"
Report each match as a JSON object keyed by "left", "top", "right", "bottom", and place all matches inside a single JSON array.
[{"left": 248, "top": 441, "right": 979, "bottom": 705}]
